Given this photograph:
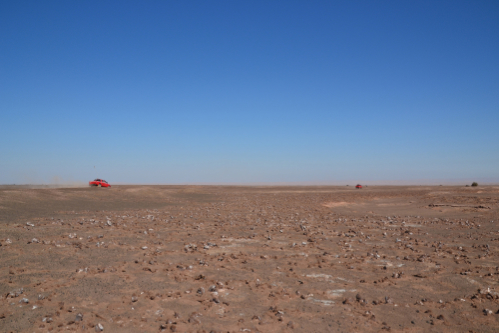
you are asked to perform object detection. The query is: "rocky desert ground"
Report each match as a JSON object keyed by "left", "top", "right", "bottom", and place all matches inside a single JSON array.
[{"left": 1, "top": 185, "right": 499, "bottom": 332}]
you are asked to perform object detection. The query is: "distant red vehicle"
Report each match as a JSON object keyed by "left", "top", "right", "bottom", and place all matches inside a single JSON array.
[
  {"left": 89, "top": 179, "right": 111, "bottom": 187},
  {"left": 355, "top": 184, "right": 362, "bottom": 189}
]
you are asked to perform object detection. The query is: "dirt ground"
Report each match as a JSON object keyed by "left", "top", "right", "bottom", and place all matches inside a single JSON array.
[{"left": 1, "top": 185, "right": 499, "bottom": 332}]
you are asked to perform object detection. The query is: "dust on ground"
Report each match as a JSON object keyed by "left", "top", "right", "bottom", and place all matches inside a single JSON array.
[{"left": 1, "top": 185, "right": 499, "bottom": 332}]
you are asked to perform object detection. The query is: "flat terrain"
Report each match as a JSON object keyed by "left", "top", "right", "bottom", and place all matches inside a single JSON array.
[{"left": 1, "top": 185, "right": 499, "bottom": 332}]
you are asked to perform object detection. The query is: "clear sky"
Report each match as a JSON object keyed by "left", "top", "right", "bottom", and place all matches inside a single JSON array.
[{"left": 1, "top": 1, "right": 498, "bottom": 184}]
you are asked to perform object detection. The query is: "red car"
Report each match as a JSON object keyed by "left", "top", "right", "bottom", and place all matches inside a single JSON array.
[
  {"left": 89, "top": 179, "right": 111, "bottom": 187},
  {"left": 355, "top": 184, "right": 362, "bottom": 189}
]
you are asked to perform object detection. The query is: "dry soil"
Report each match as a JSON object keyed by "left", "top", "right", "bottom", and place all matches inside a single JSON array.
[{"left": 1, "top": 185, "right": 499, "bottom": 332}]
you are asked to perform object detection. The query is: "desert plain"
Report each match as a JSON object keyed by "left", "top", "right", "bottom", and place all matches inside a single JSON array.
[{"left": 1, "top": 185, "right": 499, "bottom": 332}]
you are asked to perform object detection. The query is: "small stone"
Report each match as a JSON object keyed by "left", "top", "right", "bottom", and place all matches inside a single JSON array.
[
  {"left": 95, "top": 323, "right": 104, "bottom": 331},
  {"left": 75, "top": 313, "right": 83, "bottom": 322},
  {"left": 343, "top": 297, "right": 353, "bottom": 304},
  {"left": 188, "top": 315, "right": 201, "bottom": 324},
  {"left": 8, "top": 288, "right": 23, "bottom": 297}
]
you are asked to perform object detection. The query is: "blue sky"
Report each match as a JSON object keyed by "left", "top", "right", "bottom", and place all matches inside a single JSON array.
[{"left": 1, "top": 1, "right": 498, "bottom": 184}]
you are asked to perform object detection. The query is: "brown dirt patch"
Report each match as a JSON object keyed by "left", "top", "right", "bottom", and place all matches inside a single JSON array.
[{"left": 1, "top": 185, "right": 499, "bottom": 332}]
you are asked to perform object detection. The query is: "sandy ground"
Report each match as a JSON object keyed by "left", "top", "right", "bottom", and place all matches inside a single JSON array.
[{"left": 1, "top": 185, "right": 499, "bottom": 332}]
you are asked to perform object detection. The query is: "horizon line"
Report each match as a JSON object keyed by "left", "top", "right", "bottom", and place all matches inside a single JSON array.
[{"left": 3, "top": 180, "right": 498, "bottom": 187}]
